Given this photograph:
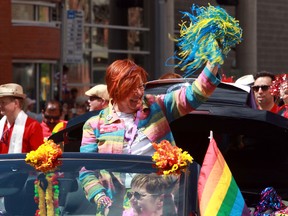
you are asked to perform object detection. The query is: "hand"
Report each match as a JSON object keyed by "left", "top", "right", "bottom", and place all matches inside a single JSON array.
[
  {"left": 94, "top": 194, "right": 112, "bottom": 209},
  {"left": 206, "top": 61, "right": 219, "bottom": 76}
]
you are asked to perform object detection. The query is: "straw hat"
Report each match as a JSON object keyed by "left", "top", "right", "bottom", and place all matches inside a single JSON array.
[
  {"left": 0, "top": 83, "right": 26, "bottom": 98},
  {"left": 85, "top": 84, "right": 109, "bottom": 101}
]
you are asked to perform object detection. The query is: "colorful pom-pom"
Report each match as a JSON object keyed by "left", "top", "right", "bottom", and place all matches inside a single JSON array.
[
  {"left": 271, "top": 74, "right": 288, "bottom": 97},
  {"left": 167, "top": 4, "right": 242, "bottom": 77}
]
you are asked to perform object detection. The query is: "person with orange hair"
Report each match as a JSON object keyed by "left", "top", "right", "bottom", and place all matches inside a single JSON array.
[
  {"left": 158, "top": 72, "right": 183, "bottom": 79},
  {"left": 79, "top": 59, "right": 220, "bottom": 214}
]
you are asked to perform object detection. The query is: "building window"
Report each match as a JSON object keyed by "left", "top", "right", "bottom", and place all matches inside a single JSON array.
[
  {"left": 11, "top": 0, "right": 60, "bottom": 24},
  {"left": 13, "top": 62, "right": 55, "bottom": 112},
  {"left": 65, "top": 0, "right": 150, "bottom": 93}
]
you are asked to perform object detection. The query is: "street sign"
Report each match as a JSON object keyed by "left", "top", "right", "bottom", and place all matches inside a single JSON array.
[{"left": 63, "top": 10, "right": 84, "bottom": 64}]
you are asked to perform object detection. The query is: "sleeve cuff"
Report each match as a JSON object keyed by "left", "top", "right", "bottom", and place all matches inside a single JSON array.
[{"left": 204, "top": 66, "right": 221, "bottom": 86}]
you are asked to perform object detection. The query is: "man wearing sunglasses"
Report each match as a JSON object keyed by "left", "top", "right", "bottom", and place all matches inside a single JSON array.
[
  {"left": 252, "top": 71, "right": 280, "bottom": 113},
  {"left": 85, "top": 84, "right": 109, "bottom": 111},
  {"left": 41, "top": 100, "right": 66, "bottom": 139}
]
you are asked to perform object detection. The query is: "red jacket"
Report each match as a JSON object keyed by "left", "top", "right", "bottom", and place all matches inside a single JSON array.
[{"left": 0, "top": 117, "right": 44, "bottom": 154}]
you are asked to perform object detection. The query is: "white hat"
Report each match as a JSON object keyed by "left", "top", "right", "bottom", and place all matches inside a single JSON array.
[
  {"left": 85, "top": 84, "right": 109, "bottom": 101},
  {"left": 235, "top": 75, "right": 255, "bottom": 86},
  {"left": 0, "top": 83, "right": 26, "bottom": 98}
]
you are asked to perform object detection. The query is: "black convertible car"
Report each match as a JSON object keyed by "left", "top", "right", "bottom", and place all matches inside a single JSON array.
[
  {"left": 51, "top": 78, "right": 288, "bottom": 200},
  {"left": 0, "top": 78, "right": 286, "bottom": 215},
  {"left": 50, "top": 78, "right": 288, "bottom": 205}
]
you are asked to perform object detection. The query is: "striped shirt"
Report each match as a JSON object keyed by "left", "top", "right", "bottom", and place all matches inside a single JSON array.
[
  {"left": 80, "top": 66, "right": 220, "bottom": 155},
  {"left": 79, "top": 66, "right": 220, "bottom": 202}
]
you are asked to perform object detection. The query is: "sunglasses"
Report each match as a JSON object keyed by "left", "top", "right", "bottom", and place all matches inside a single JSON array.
[
  {"left": 89, "top": 96, "right": 102, "bottom": 101},
  {"left": 127, "top": 191, "right": 158, "bottom": 200},
  {"left": 44, "top": 115, "right": 60, "bottom": 121},
  {"left": 252, "top": 85, "right": 270, "bottom": 92}
]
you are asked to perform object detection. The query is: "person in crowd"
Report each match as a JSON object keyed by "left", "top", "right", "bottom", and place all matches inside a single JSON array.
[
  {"left": 123, "top": 173, "right": 177, "bottom": 216},
  {"left": 63, "top": 87, "right": 79, "bottom": 119},
  {"left": 252, "top": 71, "right": 279, "bottom": 113},
  {"left": 79, "top": 59, "right": 220, "bottom": 214},
  {"left": 158, "top": 72, "right": 183, "bottom": 79},
  {"left": 0, "top": 83, "right": 44, "bottom": 153},
  {"left": 277, "top": 76, "right": 288, "bottom": 118},
  {"left": 85, "top": 84, "right": 109, "bottom": 111},
  {"left": 24, "top": 97, "right": 42, "bottom": 122},
  {"left": 40, "top": 100, "right": 66, "bottom": 139},
  {"left": 71, "top": 96, "right": 89, "bottom": 118}
]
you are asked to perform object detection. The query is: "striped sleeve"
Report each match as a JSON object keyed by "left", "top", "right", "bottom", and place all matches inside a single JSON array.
[
  {"left": 81, "top": 116, "right": 99, "bottom": 153},
  {"left": 157, "top": 65, "right": 221, "bottom": 122}
]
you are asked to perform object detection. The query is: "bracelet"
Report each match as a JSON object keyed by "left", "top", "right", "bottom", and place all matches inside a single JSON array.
[{"left": 94, "top": 192, "right": 106, "bottom": 203}]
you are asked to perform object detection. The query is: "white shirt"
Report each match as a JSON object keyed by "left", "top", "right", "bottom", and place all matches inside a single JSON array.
[{"left": 117, "top": 112, "right": 154, "bottom": 156}]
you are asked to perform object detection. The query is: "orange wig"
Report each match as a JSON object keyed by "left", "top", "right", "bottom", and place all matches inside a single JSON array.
[{"left": 105, "top": 59, "right": 148, "bottom": 103}]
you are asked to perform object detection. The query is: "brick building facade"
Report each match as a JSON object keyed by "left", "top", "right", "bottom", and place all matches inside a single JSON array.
[{"left": 0, "top": 0, "right": 288, "bottom": 110}]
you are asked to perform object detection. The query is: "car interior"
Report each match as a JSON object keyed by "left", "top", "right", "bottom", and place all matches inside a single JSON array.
[{"left": 0, "top": 154, "right": 200, "bottom": 216}]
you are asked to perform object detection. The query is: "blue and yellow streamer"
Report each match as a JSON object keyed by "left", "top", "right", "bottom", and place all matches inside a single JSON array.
[{"left": 167, "top": 4, "right": 242, "bottom": 77}]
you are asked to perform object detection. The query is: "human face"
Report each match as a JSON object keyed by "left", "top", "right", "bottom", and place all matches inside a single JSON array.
[
  {"left": 128, "top": 187, "right": 162, "bottom": 216},
  {"left": 88, "top": 96, "right": 106, "bottom": 111},
  {"left": 115, "top": 83, "right": 145, "bottom": 114},
  {"left": 0, "top": 97, "right": 17, "bottom": 116},
  {"left": 253, "top": 77, "right": 274, "bottom": 110},
  {"left": 43, "top": 104, "right": 61, "bottom": 129}
]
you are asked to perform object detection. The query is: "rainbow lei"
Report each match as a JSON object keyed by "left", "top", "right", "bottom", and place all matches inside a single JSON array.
[
  {"left": 25, "top": 140, "right": 62, "bottom": 216},
  {"left": 167, "top": 4, "right": 242, "bottom": 77},
  {"left": 152, "top": 140, "right": 193, "bottom": 175},
  {"left": 34, "top": 173, "right": 60, "bottom": 216}
]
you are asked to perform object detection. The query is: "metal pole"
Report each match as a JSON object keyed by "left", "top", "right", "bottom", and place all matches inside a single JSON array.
[{"left": 59, "top": 0, "right": 67, "bottom": 101}]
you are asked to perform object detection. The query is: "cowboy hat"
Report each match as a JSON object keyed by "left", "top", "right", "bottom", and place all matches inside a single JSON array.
[{"left": 0, "top": 83, "right": 26, "bottom": 99}]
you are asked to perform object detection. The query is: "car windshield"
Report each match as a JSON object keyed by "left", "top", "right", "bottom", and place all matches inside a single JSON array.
[{"left": 0, "top": 153, "right": 198, "bottom": 216}]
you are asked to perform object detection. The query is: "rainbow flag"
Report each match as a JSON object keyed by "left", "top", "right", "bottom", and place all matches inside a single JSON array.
[
  {"left": 198, "top": 137, "right": 250, "bottom": 216},
  {"left": 52, "top": 121, "right": 67, "bottom": 135}
]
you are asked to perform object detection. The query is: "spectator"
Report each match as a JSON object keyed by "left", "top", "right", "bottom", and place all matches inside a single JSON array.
[
  {"left": 40, "top": 100, "right": 66, "bottom": 139},
  {"left": 85, "top": 84, "right": 109, "bottom": 111},
  {"left": 24, "top": 97, "right": 42, "bottom": 122},
  {"left": 123, "top": 173, "right": 177, "bottom": 216},
  {"left": 72, "top": 96, "right": 89, "bottom": 118},
  {"left": 252, "top": 71, "right": 279, "bottom": 113},
  {"left": 64, "top": 87, "right": 79, "bottom": 116},
  {"left": 159, "top": 72, "right": 182, "bottom": 79},
  {"left": 0, "top": 83, "right": 44, "bottom": 153},
  {"left": 277, "top": 76, "right": 288, "bottom": 118},
  {"left": 79, "top": 59, "right": 220, "bottom": 214}
]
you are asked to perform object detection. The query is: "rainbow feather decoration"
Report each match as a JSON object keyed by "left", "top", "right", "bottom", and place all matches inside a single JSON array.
[{"left": 167, "top": 4, "right": 242, "bottom": 77}]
